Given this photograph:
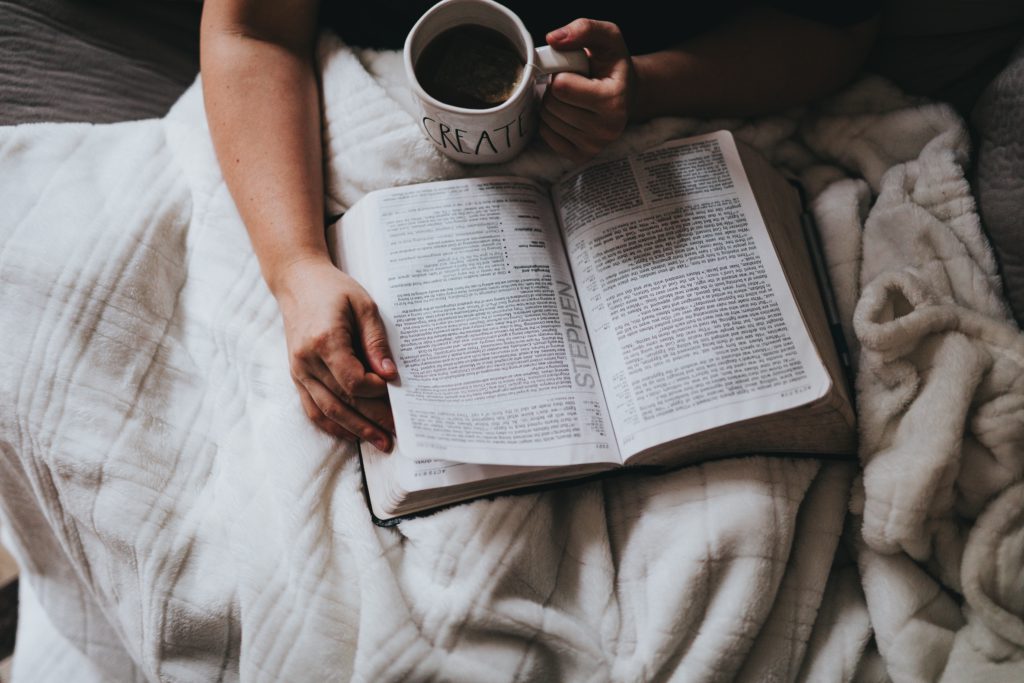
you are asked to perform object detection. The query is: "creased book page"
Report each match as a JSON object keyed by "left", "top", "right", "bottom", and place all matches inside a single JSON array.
[
  {"left": 554, "top": 132, "right": 831, "bottom": 460},
  {"left": 336, "top": 178, "right": 620, "bottom": 467},
  {"left": 359, "top": 440, "right": 543, "bottom": 518}
]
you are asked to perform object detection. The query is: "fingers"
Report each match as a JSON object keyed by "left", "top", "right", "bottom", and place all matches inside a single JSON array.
[
  {"left": 355, "top": 395, "right": 396, "bottom": 436},
  {"left": 546, "top": 18, "right": 630, "bottom": 80},
  {"left": 296, "top": 367, "right": 396, "bottom": 448},
  {"left": 300, "top": 376, "right": 393, "bottom": 451},
  {"left": 548, "top": 72, "right": 627, "bottom": 114},
  {"left": 295, "top": 379, "right": 355, "bottom": 443},
  {"left": 316, "top": 347, "right": 388, "bottom": 399},
  {"left": 540, "top": 18, "right": 633, "bottom": 163},
  {"left": 297, "top": 353, "right": 397, "bottom": 447},
  {"left": 293, "top": 329, "right": 395, "bottom": 450},
  {"left": 304, "top": 358, "right": 385, "bottom": 424},
  {"left": 546, "top": 18, "right": 627, "bottom": 55},
  {"left": 540, "top": 84, "right": 627, "bottom": 162},
  {"left": 353, "top": 297, "right": 398, "bottom": 381},
  {"left": 278, "top": 260, "right": 399, "bottom": 448},
  {"left": 539, "top": 116, "right": 595, "bottom": 164},
  {"left": 308, "top": 323, "right": 388, "bottom": 399},
  {"left": 544, "top": 94, "right": 606, "bottom": 133}
]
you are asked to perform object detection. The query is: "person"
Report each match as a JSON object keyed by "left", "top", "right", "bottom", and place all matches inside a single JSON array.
[{"left": 199, "top": 0, "right": 878, "bottom": 452}]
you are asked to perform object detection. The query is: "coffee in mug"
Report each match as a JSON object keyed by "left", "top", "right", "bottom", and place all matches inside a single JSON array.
[
  {"left": 414, "top": 24, "right": 525, "bottom": 109},
  {"left": 404, "top": 0, "right": 589, "bottom": 164}
]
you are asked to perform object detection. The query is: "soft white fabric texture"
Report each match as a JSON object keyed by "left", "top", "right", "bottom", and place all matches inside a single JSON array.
[{"left": 0, "top": 35, "right": 1021, "bottom": 681}]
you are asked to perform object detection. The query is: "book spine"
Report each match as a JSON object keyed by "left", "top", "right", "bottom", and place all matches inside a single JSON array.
[{"left": 799, "top": 207, "right": 854, "bottom": 395}]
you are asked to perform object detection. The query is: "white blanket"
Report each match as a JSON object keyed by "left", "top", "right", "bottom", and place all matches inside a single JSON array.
[{"left": 1, "top": 36, "right": 1021, "bottom": 681}]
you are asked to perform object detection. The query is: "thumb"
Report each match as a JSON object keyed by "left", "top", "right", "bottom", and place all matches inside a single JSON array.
[
  {"left": 546, "top": 18, "right": 628, "bottom": 57},
  {"left": 355, "top": 301, "right": 398, "bottom": 380}
]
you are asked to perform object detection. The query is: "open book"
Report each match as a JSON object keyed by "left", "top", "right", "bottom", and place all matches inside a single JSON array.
[{"left": 328, "top": 131, "right": 856, "bottom": 521}]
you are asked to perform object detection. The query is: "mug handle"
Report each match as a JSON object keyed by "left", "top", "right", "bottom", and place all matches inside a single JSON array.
[{"left": 533, "top": 46, "right": 589, "bottom": 77}]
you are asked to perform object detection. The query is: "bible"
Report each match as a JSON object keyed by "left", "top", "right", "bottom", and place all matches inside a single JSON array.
[{"left": 328, "top": 130, "right": 856, "bottom": 522}]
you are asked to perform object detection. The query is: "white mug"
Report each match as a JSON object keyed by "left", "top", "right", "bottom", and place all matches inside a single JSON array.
[{"left": 404, "top": 0, "right": 589, "bottom": 164}]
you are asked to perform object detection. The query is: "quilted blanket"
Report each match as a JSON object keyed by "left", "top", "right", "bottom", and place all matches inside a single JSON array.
[{"left": 1, "top": 35, "right": 1022, "bottom": 681}]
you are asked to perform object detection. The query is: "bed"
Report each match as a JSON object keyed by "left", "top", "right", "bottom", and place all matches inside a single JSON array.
[{"left": 1, "top": 2, "right": 1023, "bottom": 681}]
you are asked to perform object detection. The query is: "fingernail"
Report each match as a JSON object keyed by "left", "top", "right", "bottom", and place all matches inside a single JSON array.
[
  {"left": 373, "top": 436, "right": 390, "bottom": 452},
  {"left": 381, "top": 358, "right": 396, "bottom": 374},
  {"left": 548, "top": 28, "right": 568, "bottom": 42}
]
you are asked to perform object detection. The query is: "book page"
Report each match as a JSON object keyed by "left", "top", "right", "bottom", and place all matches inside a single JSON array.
[
  {"left": 360, "top": 439, "right": 538, "bottom": 518},
  {"left": 334, "top": 177, "right": 619, "bottom": 468},
  {"left": 552, "top": 132, "right": 832, "bottom": 460},
  {"left": 360, "top": 438, "right": 614, "bottom": 520}
]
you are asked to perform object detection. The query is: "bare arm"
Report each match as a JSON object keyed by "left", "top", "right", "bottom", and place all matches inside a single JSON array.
[
  {"left": 631, "top": 7, "right": 879, "bottom": 120},
  {"left": 201, "top": 1, "right": 325, "bottom": 290},
  {"left": 541, "top": 8, "right": 878, "bottom": 161},
  {"left": 201, "top": 0, "right": 397, "bottom": 451}
]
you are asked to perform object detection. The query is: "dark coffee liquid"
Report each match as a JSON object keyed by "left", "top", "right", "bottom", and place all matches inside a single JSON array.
[{"left": 415, "top": 24, "right": 525, "bottom": 109}]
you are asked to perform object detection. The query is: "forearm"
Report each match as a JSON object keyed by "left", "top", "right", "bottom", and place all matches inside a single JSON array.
[
  {"left": 631, "top": 7, "right": 878, "bottom": 120},
  {"left": 200, "top": 6, "right": 327, "bottom": 297}
]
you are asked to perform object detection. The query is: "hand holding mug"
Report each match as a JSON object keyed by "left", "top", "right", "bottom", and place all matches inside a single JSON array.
[
  {"left": 404, "top": 0, "right": 589, "bottom": 164},
  {"left": 540, "top": 19, "right": 636, "bottom": 163}
]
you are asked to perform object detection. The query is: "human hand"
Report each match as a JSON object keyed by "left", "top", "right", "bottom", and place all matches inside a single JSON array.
[
  {"left": 274, "top": 257, "right": 398, "bottom": 451},
  {"left": 540, "top": 19, "right": 636, "bottom": 163}
]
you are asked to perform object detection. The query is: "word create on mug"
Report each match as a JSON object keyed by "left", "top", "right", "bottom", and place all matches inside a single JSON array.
[{"left": 421, "top": 111, "right": 530, "bottom": 157}]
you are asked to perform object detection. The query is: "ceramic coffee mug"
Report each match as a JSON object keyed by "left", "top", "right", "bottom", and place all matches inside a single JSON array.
[{"left": 404, "top": 0, "right": 589, "bottom": 164}]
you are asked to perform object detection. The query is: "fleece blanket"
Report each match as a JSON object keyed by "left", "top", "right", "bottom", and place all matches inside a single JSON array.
[{"left": 1, "top": 35, "right": 1022, "bottom": 681}]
